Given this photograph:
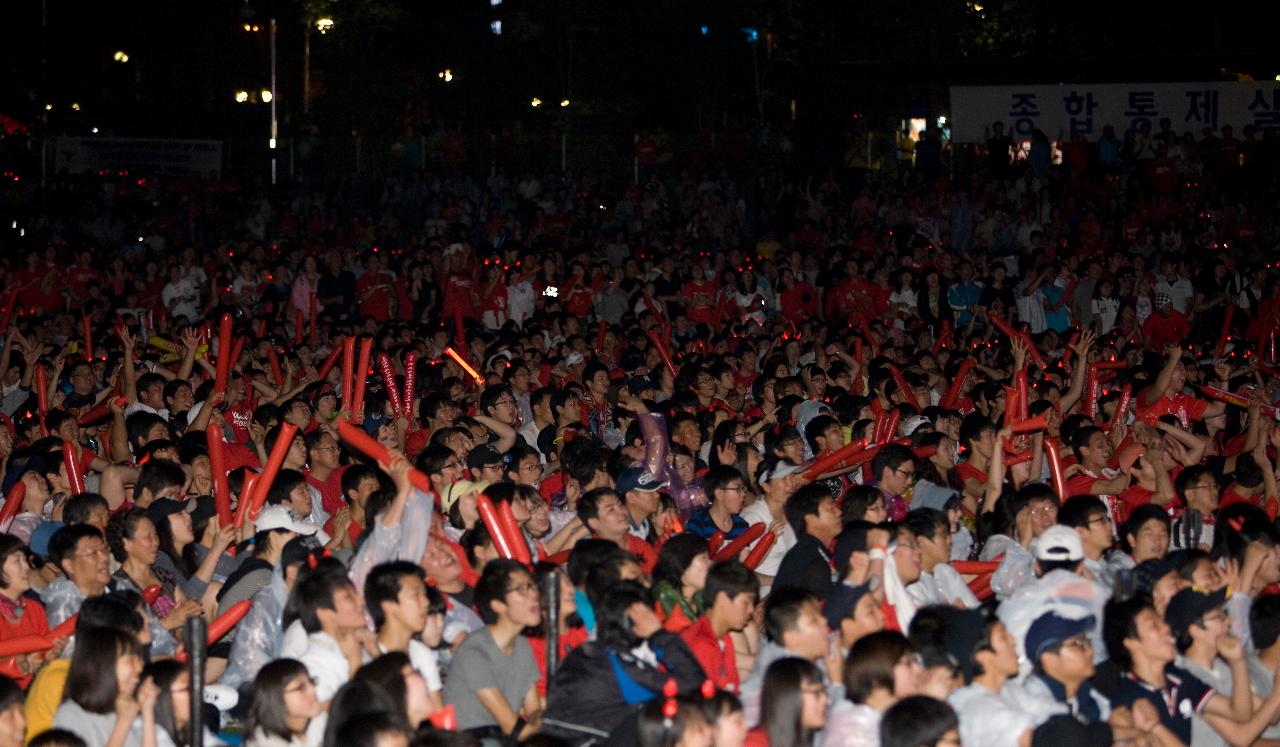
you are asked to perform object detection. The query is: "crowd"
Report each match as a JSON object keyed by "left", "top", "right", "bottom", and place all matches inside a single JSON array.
[{"left": 1, "top": 116, "right": 1280, "bottom": 747}]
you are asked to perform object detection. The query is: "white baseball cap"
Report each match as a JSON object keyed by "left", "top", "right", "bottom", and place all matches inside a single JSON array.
[
  {"left": 254, "top": 505, "right": 317, "bottom": 536},
  {"left": 1033, "top": 524, "right": 1083, "bottom": 562}
]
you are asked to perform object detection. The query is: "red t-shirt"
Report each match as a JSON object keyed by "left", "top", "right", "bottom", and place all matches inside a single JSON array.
[
  {"left": 683, "top": 281, "right": 719, "bottom": 323},
  {"left": 1220, "top": 485, "right": 1260, "bottom": 510},
  {"left": 626, "top": 535, "right": 658, "bottom": 573},
  {"left": 305, "top": 465, "right": 350, "bottom": 516},
  {"left": 1134, "top": 391, "right": 1208, "bottom": 429},
  {"left": 680, "top": 616, "right": 740, "bottom": 693},
  {"left": 1118, "top": 485, "right": 1154, "bottom": 525},
  {"left": 1141, "top": 310, "right": 1190, "bottom": 350},
  {"left": 528, "top": 627, "right": 589, "bottom": 697},
  {"left": 357, "top": 271, "right": 395, "bottom": 322}
]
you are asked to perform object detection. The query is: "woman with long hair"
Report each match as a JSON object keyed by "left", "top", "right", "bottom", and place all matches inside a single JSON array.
[
  {"left": 745, "top": 657, "right": 828, "bottom": 747},
  {"left": 651, "top": 534, "right": 711, "bottom": 633},
  {"left": 525, "top": 563, "right": 587, "bottom": 698},
  {"left": 106, "top": 508, "right": 202, "bottom": 634},
  {"left": 137, "top": 659, "right": 222, "bottom": 747},
  {"left": 52, "top": 627, "right": 146, "bottom": 747},
  {"left": 244, "top": 659, "right": 323, "bottom": 747},
  {"left": 823, "top": 630, "right": 922, "bottom": 747},
  {"left": 354, "top": 652, "right": 435, "bottom": 732}
]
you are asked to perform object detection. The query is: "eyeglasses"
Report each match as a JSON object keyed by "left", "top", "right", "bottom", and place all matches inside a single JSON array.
[
  {"left": 1088, "top": 515, "right": 1112, "bottom": 526},
  {"left": 894, "top": 468, "right": 916, "bottom": 479},
  {"left": 1029, "top": 505, "right": 1056, "bottom": 517},
  {"left": 493, "top": 398, "right": 517, "bottom": 407},
  {"left": 1056, "top": 636, "right": 1093, "bottom": 652}
]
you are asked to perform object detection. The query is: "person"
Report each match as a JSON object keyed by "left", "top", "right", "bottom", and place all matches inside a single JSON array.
[
  {"left": 637, "top": 693, "right": 714, "bottom": 747},
  {"left": 822, "top": 630, "right": 919, "bottom": 747},
  {"left": 941, "top": 609, "right": 1033, "bottom": 747},
  {"left": 293, "top": 557, "right": 373, "bottom": 702},
  {"left": 23, "top": 592, "right": 152, "bottom": 743},
  {"left": 542, "top": 580, "right": 706, "bottom": 743},
  {"left": 740, "top": 587, "right": 842, "bottom": 726},
  {"left": 577, "top": 487, "right": 658, "bottom": 572},
  {"left": 320, "top": 678, "right": 404, "bottom": 747},
  {"left": 740, "top": 459, "right": 802, "bottom": 590},
  {"left": 745, "top": 657, "right": 827, "bottom": 747},
  {"left": 903, "top": 509, "right": 978, "bottom": 609},
  {"left": 1004, "top": 611, "right": 1118, "bottom": 739},
  {"left": 136, "top": 659, "right": 222, "bottom": 747},
  {"left": 990, "top": 484, "right": 1060, "bottom": 600},
  {"left": 220, "top": 536, "right": 322, "bottom": 694},
  {"left": 1103, "top": 594, "right": 1280, "bottom": 747},
  {"left": 1057, "top": 495, "right": 1118, "bottom": 591},
  {"left": 652, "top": 533, "right": 711, "bottom": 633},
  {"left": 773, "top": 483, "right": 843, "bottom": 599},
  {"left": 0, "top": 676, "right": 24, "bottom": 747},
  {"left": 680, "top": 560, "right": 759, "bottom": 693},
  {"left": 1246, "top": 593, "right": 1280, "bottom": 740},
  {"left": 41, "top": 525, "right": 113, "bottom": 630},
  {"left": 243, "top": 659, "right": 324, "bottom": 747},
  {"left": 354, "top": 652, "right": 437, "bottom": 733},
  {"left": 105, "top": 508, "right": 200, "bottom": 646},
  {"left": 0, "top": 534, "right": 50, "bottom": 685},
  {"left": 52, "top": 627, "right": 145, "bottom": 747},
  {"left": 363, "top": 562, "right": 444, "bottom": 712},
  {"left": 217, "top": 505, "right": 316, "bottom": 615},
  {"left": 687, "top": 466, "right": 752, "bottom": 542},
  {"left": 1166, "top": 587, "right": 1280, "bottom": 747},
  {"left": 701, "top": 688, "right": 749, "bottom": 747},
  {"left": 442, "top": 558, "right": 543, "bottom": 740},
  {"left": 878, "top": 696, "right": 959, "bottom": 747},
  {"left": 870, "top": 445, "right": 916, "bottom": 523}
]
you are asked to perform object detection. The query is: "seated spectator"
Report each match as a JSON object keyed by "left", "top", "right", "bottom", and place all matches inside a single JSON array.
[
  {"left": 217, "top": 505, "right": 315, "bottom": 617},
  {"left": 652, "top": 533, "right": 711, "bottom": 633},
  {"left": 687, "top": 466, "right": 752, "bottom": 542},
  {"left": 364, "top": 561, "right": 444, "bottom": 712},
  {"left": 740, "top": 587, "right": 840, "bottom": 726},
  {"left": 0, "top": 534, "right": 50, "bottom": 687},
  {"left": 904, "top": 508, "right": 978, "bottom": 609},
  {"left": 1005, "top": 611, "right": 1117, "bottom": 739},
  {"left": 990, "top": 483, "right": 1060, "bottom": 600},
  {"left": 577, "top": 487, "right": 657, "bottom": 572},
  {"left": 681, "top": 560, "right": 759, "bottom": 693},
  {"left": 824, "top": 630, "right": 920, "bottom": 747},
  {"left": 879, "top": 696, "right": 959, "bottom": 747},
  {"left": 0, "top": 676, "right": 24, "bottom": 747},
  {"left": 294, "top": 557, "right": 369, "bottom": 702},
  {"left": 774, "top": 483, "right": 843, "bottom": 599},
  {"left": 443, "top": 558, "right": 543, "bottom": 740},
  {"left": 354, "top": 652, "right": 437, "bottom": 734},
  {"left": 941, "top": 608, "right": 1034, "bottom": 747},
  {"left": 746, "top": 657, "right": 827, "bottom": 747},
  {"left": 52, "top": 627, "right": 144, "bottom": 746},
  {"left": 244, "top": 658, "right": 324, "bottom": 747}
]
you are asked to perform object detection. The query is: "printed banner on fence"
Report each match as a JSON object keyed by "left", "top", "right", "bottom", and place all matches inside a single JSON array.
[
  {"left": 54, "top": 137, "right": 223, "bottom": 177},
  {"left": 949, "top": 82, "right": 1280, "bottom": 143}
]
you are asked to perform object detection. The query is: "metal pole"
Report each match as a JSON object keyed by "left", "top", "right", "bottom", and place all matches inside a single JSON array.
[
  {"left": 185, "top": 616, "right": 208, "bottom": 747},
  {"left": 269, "top": 18, "right": 278, "bottom": 185},
  {"left": 542, "top": 571, "right": 560, "bottom": 693}
]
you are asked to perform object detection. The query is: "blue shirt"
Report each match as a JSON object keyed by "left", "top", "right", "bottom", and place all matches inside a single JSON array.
[
  {"left": 948, "top": 281, "right": 984, "bottom": 324},
  {"left": 1111, "top": 664, "right": 1214, "bottom": 745},
  {"left": 686, "top": 509, "right": 749, "bottom": 541}
]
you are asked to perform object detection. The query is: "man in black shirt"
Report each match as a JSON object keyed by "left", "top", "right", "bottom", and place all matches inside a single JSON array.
[{"left": 773, "top": 483, "right": 843, "bottom": 599}]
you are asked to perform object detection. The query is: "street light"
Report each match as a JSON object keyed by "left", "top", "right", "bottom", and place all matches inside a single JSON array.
[
  {"left": 260, "top": 89, "right": 273, "bottom": 102},
  {"left": 315, "top": 17, "right": 334, "bottom": 34},
  {"left": 113, "top": 50, "right": 129, "bottom": 63},
  {"left": 71, "top": 102, "right": 80, "bottom": 111},
  {"left": 235, "top": 90, "right": 250, "bottom": 103},
  {"left": 560, "top": 99, "right": 570, "bottom": 107},
  {"left": 438, "top": 69, "right": 454, "bottom": 83},
  {"left": 531, "top": 97, "right": 542, "bottom": 108}
]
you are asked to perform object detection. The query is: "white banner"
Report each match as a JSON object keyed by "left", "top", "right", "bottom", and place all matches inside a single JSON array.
[
  {"left": 949, "top": 82, "right": 1280, "bottom": 143},
  {"left": 54, "top": 137, "right": 223, "bottom": 177}
]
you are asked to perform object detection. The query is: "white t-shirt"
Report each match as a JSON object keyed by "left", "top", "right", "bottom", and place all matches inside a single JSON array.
[
  {"left": 1091, "top": 297, "right": 1119, "bottom": 334},
  {"left": 739, "top": 500, "right": 795, "bottom": 582}
]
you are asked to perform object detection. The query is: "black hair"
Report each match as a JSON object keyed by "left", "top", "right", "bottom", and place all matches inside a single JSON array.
[
  {"left": 265, "top": 468, "right": 308, "bottom": 508},
  {"left": 62, "top": 492, "right": 110, "bottom": 525},
  {"left": 763, "top": 586, "right": 819, "bottom": 643},
  {"left": 1174, "top": 465, "right": 1216, "bottom": 505},
  {"left": 880, "top": 696, "right": 959, "bottom": 747},
  {"left": 577, "top": 487, "right": 620, "bottom": 529},
  {"left": 247, "top": 658, "right": 312, "bottom": 742},
  {"left": 105, "top": 507, "right": 151, "bottom": 563},
  {"left": 143, "top": 659, "right": 191, "bottom": 747},
  {"left": 904, "top": 508, "right": 949, "bottom": 547},
  {"left": 323, "top": 678, "right": 406, "bottom": 747},
  {"left": 474, "top": 558, "right": 533, "bottom": 626},
  {"left": 27, "top": 730, "right": 88, "bottom": 747},
  {"left": 1122, "top": 504, "right": 1171, "bottom": 555},
  {"left": 595, "top": 580, "right": 653, "bottom": 652},
  {"left": 784, "top": 483, "right": 832, "bottom": 536},
  {"left": 1058, "top": 494, "right": 1109, "bottom": 529},
  {"left": 958, "top": 413, "right": 996, "bottom": 448},
  {"left": 702, "top": 560, "right": 759, "bottom": 611},
  {"left": 291, "top": 557, "right": 356, "bottom": 633},
  {"left": 48, "top": 524, "right": 105, "bottom": 576},
  {"left": 1251, "top": 593, "right": 1280, "bottom": 651},
  {"left": 761, "top": 657, "right": 824, "bottom": 747},
  {"left": 872, "top": 444, "right": 915, "bottom": 483},
  {"left": 703, "top": 465, "right": 745, "bottom": 503},
  {"left": 841, "top": 484, "right": 884, "bottom": 525},
  {"left": 845, "top": 630, "right": 913, "bottom": 704},
  {"left": 364, "top": 561, "right": 427, "bottom": 630},
  {"left": 637, "top": 692, "right": 707, "bottom": 747},
  {"left": 0, "top": 673, "right": 22, "bottom": 713},
  {"left": 354, "top": 652, "right": 416, "bottom": 726},
  {"left": 414, "top": 444, "right": 458, "bottom": 478},
  {"left": 566, "top": 538, "right": 619, "bottom": 587},
  {"left": 64, "top": 627, "right": 144, "bottom": 713},
  {"left": 78, "top": 591, "right": 147, "bottom": 636},
  {"left": 804, "top": 414, "right": 841, "bottom": 453},
  {"left": 0, "top": 534, "right": 27, "bottom": 590},
  {"left": 1070, "top": 426, "right": 1106, "bottom": 461},
  {"left": 131, "top": 458, "right": 186, "bottom": 503},
  {"left": 125, "top": 411, "right": 169, "bottom": 450},
  {"left": 1102, "top": 595, "right": 1154, "bottom": 672},
  {"left": 1006, "top": 482, "right": 1058, "bottom": 528},
  {"left": 651, "top": 533, "right": 708, "bottom": 590}
]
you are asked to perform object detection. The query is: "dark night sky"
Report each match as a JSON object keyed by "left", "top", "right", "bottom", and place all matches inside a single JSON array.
[{"left": 3, "top": 0, "right": 1278, "bottom": 142}]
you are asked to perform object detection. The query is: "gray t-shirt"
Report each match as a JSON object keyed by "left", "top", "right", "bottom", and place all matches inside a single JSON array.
[{"left": 443, "top": 627, "right": 539, "bottom": 731}]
